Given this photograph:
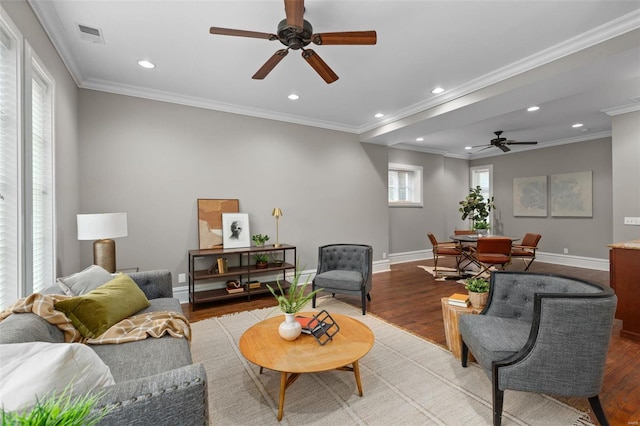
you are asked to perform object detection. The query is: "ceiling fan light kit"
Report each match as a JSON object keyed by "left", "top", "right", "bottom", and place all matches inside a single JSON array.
[{"left": 209, "top": 0, "right": 376, "bottom": 83}]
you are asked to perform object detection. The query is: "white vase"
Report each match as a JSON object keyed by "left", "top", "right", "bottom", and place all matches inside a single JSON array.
[{"left": 278, "top": 313, "right": 302, "bottom": 341}]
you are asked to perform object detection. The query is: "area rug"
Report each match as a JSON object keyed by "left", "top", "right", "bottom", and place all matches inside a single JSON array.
[{"left": 190, "top": 296, "right": 593, "bottom": 425}]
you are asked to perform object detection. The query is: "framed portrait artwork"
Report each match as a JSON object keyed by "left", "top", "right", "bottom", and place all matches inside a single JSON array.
[
  {"left": 197, "top": 199, "right": 239, "bottom": 249},
  {"left": 222, "top": 213, "right": 251, "bottom": 249}
]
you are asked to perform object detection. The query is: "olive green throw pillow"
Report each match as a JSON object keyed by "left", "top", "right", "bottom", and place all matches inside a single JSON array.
[{"left": 54, "top": 274, "right": 150, "bottom": 338}]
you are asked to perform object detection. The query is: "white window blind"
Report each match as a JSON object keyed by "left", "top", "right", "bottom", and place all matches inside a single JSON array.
[
  {"left": 27, "top": 53, "right": 54, "bottom": 293},
  {"left": 388, "top": 163, "right": 423, "bottom": 207},
  {"left": 0, "top": 15, "right": 21, "bottom": 309}
]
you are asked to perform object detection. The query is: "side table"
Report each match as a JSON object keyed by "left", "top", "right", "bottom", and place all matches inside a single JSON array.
[{"left": 441, "top": 297, "right": 479, "bottom": 361}]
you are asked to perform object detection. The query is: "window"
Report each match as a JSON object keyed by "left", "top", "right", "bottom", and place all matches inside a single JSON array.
[
  {"left": 0, "top": 8, "right": 55, "bottom": 308},
  {"left": 470, "top": 165, "right": 493, "bottom": 222},
  {"left": 388, "top": 163, "right": 423, "bottom": 207},
  {"left": 25, "top": 45, "right": 55, "bottom": 294},
  {"left": 0, "top": 11, "right": 21, "bottom": 309}
]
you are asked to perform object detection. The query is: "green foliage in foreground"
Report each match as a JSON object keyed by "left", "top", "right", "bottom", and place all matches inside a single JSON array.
[
  {"left": 267, "top": 266, "right": 323, "bottom": 314},
  {"left": 1, "top": 387, "right": 109, "bottom": 426}
]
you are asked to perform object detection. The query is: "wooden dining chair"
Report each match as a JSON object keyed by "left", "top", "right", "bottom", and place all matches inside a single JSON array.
[
  {"left": 427, "top": 233, "right": 462, "bottom": 279},
  {"left": 511, "top": 233, "right": 542, "bottom": 271},
  {"left": 469, "top": 237, "right": 512, "bottom": 278}
]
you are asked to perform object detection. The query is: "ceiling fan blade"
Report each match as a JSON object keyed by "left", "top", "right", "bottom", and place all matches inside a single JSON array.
[
  {"left": 476, "top": 146, "right": 494, "bottom": 152},
  {"left": 285, "top": 0, "right": 304, "bottom": 29},
  {"left": 311, "top": 31, "right": 377, "bottom": 45},
  {"left": 210, "top": 27, "right": 277, "bottom": 40},
  {"left": 498, "top": 144, "right": 511, "bottom": 152},
  {"left": 252, "top": 49, "right": 288, "bottom": 80},
  {"left": 302, "top": 49, "right": 339, "bottom": 84},
  {"left": 506, "top": 141, "right": 538, "bottom": 145}
]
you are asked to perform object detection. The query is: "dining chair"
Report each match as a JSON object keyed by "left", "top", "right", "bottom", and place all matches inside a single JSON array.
[
  {"left": 427, "top": 233, "right": 462, "bottom": 279},
  {"left": 510, "top": 233, "right": 541, "bottom": 271},
  {"left": 469, "top": 237, "right": 512, "bottom": 278}
]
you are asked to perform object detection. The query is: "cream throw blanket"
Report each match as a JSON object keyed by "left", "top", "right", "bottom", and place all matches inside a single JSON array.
[{"left": 0, "top": 293, "right": 191, "bottom": 345}]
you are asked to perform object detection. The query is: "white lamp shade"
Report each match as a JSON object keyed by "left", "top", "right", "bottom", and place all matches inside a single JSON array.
[{"left": 77, "top": 213, "right": 128, "bottom": 240}]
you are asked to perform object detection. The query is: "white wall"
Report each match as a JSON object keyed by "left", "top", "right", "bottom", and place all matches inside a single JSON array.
[
  {"left": 612, "top": 110, "right": 640, "bottom": 242},
  {"left": 78, "top": 90, "right": 389, "bottom": 284}
]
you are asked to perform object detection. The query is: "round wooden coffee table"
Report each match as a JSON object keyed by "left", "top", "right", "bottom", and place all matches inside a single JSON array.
[{"left": 239, "top": 312, "right": 374, "bottom": 421}]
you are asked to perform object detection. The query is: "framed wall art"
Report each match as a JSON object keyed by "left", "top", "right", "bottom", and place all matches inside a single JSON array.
[
  {"left": 550, "top": 171, "right": 593, "bottom": 217},
  {"left": 222, "top": 213, "right": 251, "bottom": 249},
  {"left": 513, "top": 175, "right": 547, "bottom": 217},
  {"left": 197, "top": 199, "right": 239, "bottom": 249}
]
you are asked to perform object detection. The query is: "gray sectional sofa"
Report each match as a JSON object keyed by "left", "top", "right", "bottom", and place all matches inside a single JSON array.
[{"left": 0, "top": 270, "right": 208, "bottom": 425}]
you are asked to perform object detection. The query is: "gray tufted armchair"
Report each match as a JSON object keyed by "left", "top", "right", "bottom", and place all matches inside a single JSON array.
[
  {"left": 312, "top": 244, "right": 373, "bottom": 315},
  {"left": 459, "top": 271, "right": 617, "bottom": 426}
]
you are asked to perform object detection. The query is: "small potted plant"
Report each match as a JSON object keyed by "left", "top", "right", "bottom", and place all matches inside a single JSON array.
[
  {"left": 253, "top": 253, "right": 270, "bottom": 269},
  {"left": 267, "top": 267, "right": 323, "bottom": 341},
  {"left": 464, "top": 277, "right": 490, "bottom": 309},
  {"left": 252, "top": 234, "right": 270, "bottom": 247}
]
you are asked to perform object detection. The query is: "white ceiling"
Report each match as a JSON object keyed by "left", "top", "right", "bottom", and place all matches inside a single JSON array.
[{"left": 29, "top": 0, "right": 640, "bottom": 159}]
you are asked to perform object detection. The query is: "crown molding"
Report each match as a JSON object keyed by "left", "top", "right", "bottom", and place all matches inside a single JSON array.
[
  {"left": 602, "top": 103, "right": 640, "bottom": 116},
  {"left": 358, "top": 9, "right": 640, "bottom": 135},
  {"left": 82, "top": 78, "right": 360, "bottom": 133}
]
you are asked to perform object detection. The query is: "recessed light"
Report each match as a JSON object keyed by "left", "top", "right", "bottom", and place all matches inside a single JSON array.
[
  {"left": 137, "top": 60, "right": 155, "bottom": 69},
  {"left": 288, "top": 94, "right": 299, "bottom": 100},
  {"left": 374, "top": 113, "right": 384, "bottom": 118},
  {"left": 465, "top": 146, "right": 472, "bottom": 150},
  {"left": 431, "top": 87, "right": 445, "bottom": 94},
  {"left": 572, "top": 123, "right": 583, "bottom": 128},
  {"left": 416, "top": 137, "right": 424, "bottom": 142},
  {"left": 527, "top": 106, "right": 540, "bottom": 112}
]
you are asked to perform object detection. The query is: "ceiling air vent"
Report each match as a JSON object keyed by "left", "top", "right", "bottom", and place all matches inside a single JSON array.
[{"left": 77, "top": 24, "right": 104, "bottom": 44}]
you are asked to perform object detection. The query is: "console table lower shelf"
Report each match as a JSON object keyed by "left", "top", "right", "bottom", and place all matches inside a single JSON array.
[{"left": 190, "top": 280, "right": 291, "bottom": 305}]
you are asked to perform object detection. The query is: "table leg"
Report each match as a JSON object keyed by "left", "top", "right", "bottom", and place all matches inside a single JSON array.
[
  {"left": 278, "top": 372, "right": 286, "bottom": 421},
  {"left": 353, "top": 360, "right": 363, "bottom": 397}
]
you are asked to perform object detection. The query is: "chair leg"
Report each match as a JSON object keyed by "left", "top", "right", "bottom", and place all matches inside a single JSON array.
[
  {"left": 493, "top": 387, "right": 504, "bottom": 426},
  {"left": 312, "top": 291, "right": 316, "bottom": 308},
  {"left": 588, "top": 395, "right": 609, "bottom": 426},
  {"left": 361, "top": 291, "right": 366, "bottom": 315},
  {"left": 461, "top": 341, "right": 469, "bottom": 367},
  {"left": 366, "top": 293, "right": 371, "bottom": 301},
  {"left": 523, "top": 259, "right": 534, "bottom": 271}
]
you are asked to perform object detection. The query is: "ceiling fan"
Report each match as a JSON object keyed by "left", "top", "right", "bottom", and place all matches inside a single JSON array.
[
  {"left": 472, "top": 131, "right": 538, "bottom": 153},
  {"left": 208, "top": 0, "right": 376, "bottom": 84}
]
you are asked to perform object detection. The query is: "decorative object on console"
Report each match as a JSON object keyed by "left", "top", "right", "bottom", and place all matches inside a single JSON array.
[
  {"left": 252, "top": 233, "right": 269, "bottom": 247},
  {"left": 222, "top": 213, "right": 250, "bottom": 249},
  {"left": 272, "top": 208, "right": 283, "bottom": 247},
  {"left": 253, "top": 253, "right": 269, "bottom": 269},
  {"left": 77, "top": 212, "right": 128, "bottom": 273},
  {"left": 197, "top": 199, "right": 239, "bottom": 249},
  {"left": 464, "top": 277, "right": 489, "bottom": 309}
]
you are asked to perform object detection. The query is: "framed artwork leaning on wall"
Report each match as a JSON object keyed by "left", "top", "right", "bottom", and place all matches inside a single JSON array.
[{"left": 222, "top": 213, "right": 251, "bottom": 249}]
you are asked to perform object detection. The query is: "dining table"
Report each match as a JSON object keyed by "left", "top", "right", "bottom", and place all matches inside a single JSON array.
[{"left": 449, "top": 234, "right": 521, "bottom": 273}]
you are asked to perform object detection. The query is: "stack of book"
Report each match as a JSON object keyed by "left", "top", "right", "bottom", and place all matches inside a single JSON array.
[
  {"left": 448, "top": 293, "right": 470, "bottom": 307},
  {"left": 246, "top": 280, "right": 261, "bottom": 290}
]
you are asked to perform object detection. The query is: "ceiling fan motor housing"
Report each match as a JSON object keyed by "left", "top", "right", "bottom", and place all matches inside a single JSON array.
[{"left": 277, "top": 19, "right": 313, "bottom": 49}]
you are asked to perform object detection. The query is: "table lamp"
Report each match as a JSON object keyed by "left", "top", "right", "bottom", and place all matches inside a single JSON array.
[
  {"left": 77, "top": 212, "right": 128, "bottom": 273},
  {"left": 272, "top": 208, "right": 283, "bottom": 247}
]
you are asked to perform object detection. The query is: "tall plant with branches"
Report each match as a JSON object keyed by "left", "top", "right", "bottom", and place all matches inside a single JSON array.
[{"left": 459, "top": 186, "right": 496, "bottom": 230}]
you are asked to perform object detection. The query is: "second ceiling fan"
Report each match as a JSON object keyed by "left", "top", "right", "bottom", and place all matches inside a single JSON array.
[
  {"left": 473, "top": 131, "right": 538, "bottom": 153},
  {"left": 209, "top": 0, "right": 377, "bottom": 84}
]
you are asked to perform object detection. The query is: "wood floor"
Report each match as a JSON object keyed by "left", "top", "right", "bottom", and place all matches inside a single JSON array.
[{"left": 182, "top": 259, "right": 640, "bottom": 426}]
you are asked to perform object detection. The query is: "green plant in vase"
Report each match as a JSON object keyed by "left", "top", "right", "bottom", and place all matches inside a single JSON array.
[
  {"left": 464, "top": 277, "right": 490, "bottom": 309},
  {"left": 267, "top": 267, "right": 324, "bottom": 341},
  {"left": 252, "top": 234, "right": 270, "bottom": 247},
  {"left": 253, "top": 253, "right": 270, "bottom": 269},
  {"left": 458, "top": 186, "right": 496, "bottom": 231}
]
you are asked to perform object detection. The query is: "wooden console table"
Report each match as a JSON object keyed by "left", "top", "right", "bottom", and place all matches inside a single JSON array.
[
  {"left": 609, "top": 240, "right": 640, "bottom": 341},
  {"left": 441, "top": 297, "right": 478, "bottom": 361}
]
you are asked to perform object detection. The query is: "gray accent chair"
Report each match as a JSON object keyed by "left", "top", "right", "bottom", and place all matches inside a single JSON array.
[
  {"left": 312, "top": 244, "right": 373, "bottom": 315},
  {"left": 459, "top": 271, "right": 616, "bottom": 426}
]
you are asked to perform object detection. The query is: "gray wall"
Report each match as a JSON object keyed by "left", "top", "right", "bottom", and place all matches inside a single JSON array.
[
  {"left": 3, "top": 0, "right": 81, "bottom": 277},
  {"left": 472, "top": 138, "right": 613, "bottom": 259},
  {"left": 612, "top": 110, "right": 640, "bottom": 242},
  {"left": 78, "top": 90, "right": 389, "bottom": 282},
  {"left": 388, "top": 149, "right": 469, "bottom": 254}
]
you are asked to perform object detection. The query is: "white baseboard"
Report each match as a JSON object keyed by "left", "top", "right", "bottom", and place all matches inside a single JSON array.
[{"left": 175, "top": 251, "right": 607, "bottom": 304}]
